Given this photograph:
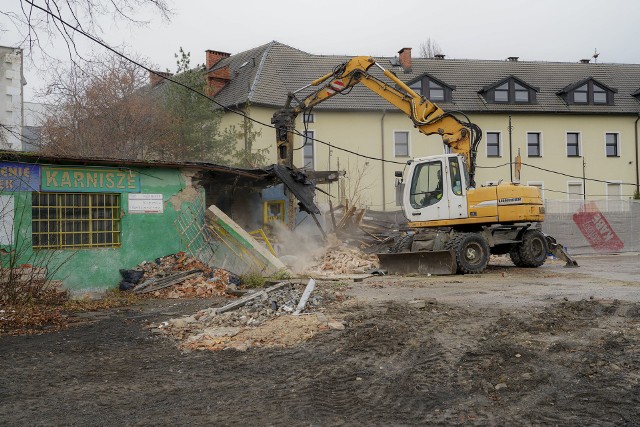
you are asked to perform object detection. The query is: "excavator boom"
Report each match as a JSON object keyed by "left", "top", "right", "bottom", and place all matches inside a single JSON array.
[{"left": 278, "top": 56, "right": 481, "bottom": 186}]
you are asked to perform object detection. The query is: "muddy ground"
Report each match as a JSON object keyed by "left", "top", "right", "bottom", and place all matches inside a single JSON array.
[{"left": 1, "top": 254, "right": 640, "bottom": 426}]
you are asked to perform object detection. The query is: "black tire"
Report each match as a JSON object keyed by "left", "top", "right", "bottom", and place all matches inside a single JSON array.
[
  {"left": 445, "top": 233, "right": 490, "bottom": 274},
  {"left": 509, "top": 247, "right": 526, "bottom": 267},
  {"left": 389, "top": 234, "right": 413, "bottom": 253},
  {"left": 517, "top": 230, "right": 548, "bottom": 267}
]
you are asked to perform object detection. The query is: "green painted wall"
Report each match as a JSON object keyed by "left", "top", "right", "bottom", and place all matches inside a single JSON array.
[{"left": 2, "top": 166, "right": 200, "bottom": 293}]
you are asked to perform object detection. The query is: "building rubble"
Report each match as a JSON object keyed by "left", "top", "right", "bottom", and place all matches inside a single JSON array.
[
  {"left": 119, "top": 252, "right": 237, "bottom": 299},
  {"left": 151, "top": 281, "right": 346, "bottom": 351}
]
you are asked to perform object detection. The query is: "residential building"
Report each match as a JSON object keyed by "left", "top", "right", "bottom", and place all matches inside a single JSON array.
[
  {"left": 0, "top": 46, "right": 24, "bottom": 151},
  {"left": 206, "top": 41, "right": 640, "bottom": 209}
]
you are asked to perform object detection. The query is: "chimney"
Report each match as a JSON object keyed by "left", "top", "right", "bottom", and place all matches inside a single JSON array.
[
  {"left": 205, "top": 49, "right": 232, "bottom": 96},
  {"left": 149, "top": 70, "right": 173, "bottom": 87},
  {"left": 206, "top": 49, "right": 231, "bottom": 70},
  {"left": 507, "top": 56, "right": 519, "bottom": 62},
  {"left": 398, "top": 47, "right": 412, "bottom": 72},
  {"left": 580, "top": 59, "right": 591, "bottom": 64},
  {"left": 434, "top": 54, "right": 445, "bottom": 60}
]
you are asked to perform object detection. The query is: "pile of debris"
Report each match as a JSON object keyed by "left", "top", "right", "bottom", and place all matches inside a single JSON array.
[
  {"left": 153, "top": 280, "right": 345, "bottom": 351},
  {"left": 305, "top": 240, "right": 380, "bottom": 276},
  {"left": 119, "top": 253, "right": 237, "bottom": 298}
]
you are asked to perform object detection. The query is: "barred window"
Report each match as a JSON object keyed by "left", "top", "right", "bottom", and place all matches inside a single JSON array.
[{"left": 32, "top": 193, "right": 121, "bottom": 249}]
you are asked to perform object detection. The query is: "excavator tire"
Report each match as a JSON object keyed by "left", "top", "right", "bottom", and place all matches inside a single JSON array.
[
  {"left": 445, "top": 233, "right": 490, "bottom": 274},
  {"left": 389, "top": 234, "right": 414, "bottom": 253},
  {"left": 516, "top": 230, "right": 548, "bottom": 267},
  {"left": 509, "top": 247, "right": 526, "bottom": 267}
]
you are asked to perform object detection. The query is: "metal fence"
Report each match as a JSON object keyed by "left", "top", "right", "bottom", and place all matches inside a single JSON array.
[{"left": 542, "top": 199, "right": 640, "bottom": 255}]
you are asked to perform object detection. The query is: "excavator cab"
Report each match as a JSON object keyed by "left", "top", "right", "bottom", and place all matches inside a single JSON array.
[{"left": 403, "top": 154, "right": 469, "bottom": 223}]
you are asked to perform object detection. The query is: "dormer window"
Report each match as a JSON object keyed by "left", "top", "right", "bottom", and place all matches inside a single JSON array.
[
  {"left": 557, "top": 78, "right": 616, "bottom": 105},
  {"left": 480, "top": 77, "right": 537, "bottom": 104},
  {"left": 407, "top": 75, "right": 454, "bottom": 102},
  {"left": 428, "top": 81, "right": 445, "bottom": 101}
]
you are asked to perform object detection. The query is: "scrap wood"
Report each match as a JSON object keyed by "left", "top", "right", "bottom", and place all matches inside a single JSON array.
[
  {"left": 336, "top": 206, "right": 357, "bottom": 229},
  {"left": 134, "top": 270, "right": 202, "bottom": 294},
  {"left": 215, "top": 281, "right": 291, "bottom": 314},
  {"left": 354, "top": 208, "right": 366, "bottom": 226}
]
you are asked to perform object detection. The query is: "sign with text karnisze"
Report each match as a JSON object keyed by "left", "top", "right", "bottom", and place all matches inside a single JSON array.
[
  {"left": 0, "top": 162, "right": 40, "bottom": 191},
  {"left": 41, "top": 166, "right": 140, "bottom": 193}
]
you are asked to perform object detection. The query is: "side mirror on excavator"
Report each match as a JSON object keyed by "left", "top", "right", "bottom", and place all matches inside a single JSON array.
[{"left": 394, "top": 170, "right": 403, "bottom": 178}]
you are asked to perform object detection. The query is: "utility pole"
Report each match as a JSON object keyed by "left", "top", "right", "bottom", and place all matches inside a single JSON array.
[{"left": 508, "top": 115, "right": 514, "bottom": 182}]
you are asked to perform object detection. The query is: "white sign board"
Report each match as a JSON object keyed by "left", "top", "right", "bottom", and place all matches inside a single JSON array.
[
  {"left": 0, "top": 195, "right": 14, "bottom": 245},
  {"left": 128, "top": 193, "right": 164, "bottom": 214}
]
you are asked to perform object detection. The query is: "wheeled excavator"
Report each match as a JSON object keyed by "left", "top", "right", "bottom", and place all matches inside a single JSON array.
[{"left": 272, "top": 56, "right": 578, "bottom": 274}]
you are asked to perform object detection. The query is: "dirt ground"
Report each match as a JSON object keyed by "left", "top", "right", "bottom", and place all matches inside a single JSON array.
[{"left": 2, "top": 253, "right": 640, "bottom": 425}]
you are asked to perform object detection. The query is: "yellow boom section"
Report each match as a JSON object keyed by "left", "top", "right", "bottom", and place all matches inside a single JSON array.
[{"left": 291, "top": 56, "right": 474, "bottom": 174}]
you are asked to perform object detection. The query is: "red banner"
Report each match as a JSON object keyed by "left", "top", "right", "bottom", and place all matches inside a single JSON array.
[{"left": 572, "top": 202, "right": 624, "bottom": 252}]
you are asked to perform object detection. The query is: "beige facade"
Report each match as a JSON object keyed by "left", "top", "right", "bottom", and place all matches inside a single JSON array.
[{"left": 221, "top": 105, "right": 639, "bottom": 209}]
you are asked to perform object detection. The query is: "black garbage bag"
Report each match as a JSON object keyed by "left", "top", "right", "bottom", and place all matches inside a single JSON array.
[
  {"left": 119, "top": 269, "right": 144, "bottom": 284},
  {"left": 119, "top": 281, "right": 136, "bottom": 291}
]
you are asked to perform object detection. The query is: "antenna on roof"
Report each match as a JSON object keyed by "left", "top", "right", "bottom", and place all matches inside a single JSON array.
[{"left": 593, "top": 48, "right": 600, "bottom": 63}]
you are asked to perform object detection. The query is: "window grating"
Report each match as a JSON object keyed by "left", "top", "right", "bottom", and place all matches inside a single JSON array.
[{"left": 32, "top": 193, "right": 121, "bottom": 249}]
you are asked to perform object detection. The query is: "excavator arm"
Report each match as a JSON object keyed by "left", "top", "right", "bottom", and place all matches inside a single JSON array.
[{"left": 272, "top": 56, "right": 482, "bottom": 186}]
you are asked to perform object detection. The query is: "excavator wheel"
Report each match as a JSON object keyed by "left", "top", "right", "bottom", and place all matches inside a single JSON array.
[
  {"left": 445, "top": 233, "right": 490, "bottom": 274},
  {"left": 516, "top": 230, "right": 548, "bottom": 267},
  {"left": 389, "top": 234, "right": 414, "bottom": 253},
  {"left": 509, "top": 247, "right": 526, "bottom": 267}
]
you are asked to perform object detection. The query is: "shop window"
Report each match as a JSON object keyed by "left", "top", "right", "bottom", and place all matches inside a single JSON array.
[{"left": 32, "top": 193, "right": 121, "bottom": 249}]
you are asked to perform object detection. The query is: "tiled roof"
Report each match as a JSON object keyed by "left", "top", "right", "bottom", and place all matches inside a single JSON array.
[{"left": 210, "top": 41, "right": 640, "bottom": 114}]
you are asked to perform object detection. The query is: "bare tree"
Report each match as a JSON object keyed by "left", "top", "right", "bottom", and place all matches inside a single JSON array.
[
  {"left": 40, "top": 53, "right": 174, "bottom": 159},
  {"left": 2, "top": 0, "right": 171, "bottom": 64},
  {"left": 419, "top": 38, "right": 443, "bottom": 58}
]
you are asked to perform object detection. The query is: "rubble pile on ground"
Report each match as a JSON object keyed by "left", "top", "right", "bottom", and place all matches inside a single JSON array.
[
  {"left": 120, "top": 252, "right": 235, "bottom": 298},
  {"left": 153, "top": 282, "right": 342, "bottom": 351},
  {"left": 305, "top": 239, "right": 379, "bottom": 275}
]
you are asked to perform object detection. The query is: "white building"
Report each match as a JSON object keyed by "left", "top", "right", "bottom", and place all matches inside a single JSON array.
[{"left": 0, "top": 46, "right": 24, "bottom": 151}]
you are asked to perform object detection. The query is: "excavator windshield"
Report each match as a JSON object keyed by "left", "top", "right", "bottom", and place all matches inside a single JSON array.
[{"left": 409, "top": 160, "right": 443, "bottom": 209}]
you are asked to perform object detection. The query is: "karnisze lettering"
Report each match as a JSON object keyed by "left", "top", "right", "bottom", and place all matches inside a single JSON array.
[{"left": 42, "top": 168, "right": 139, "bottom": 192}]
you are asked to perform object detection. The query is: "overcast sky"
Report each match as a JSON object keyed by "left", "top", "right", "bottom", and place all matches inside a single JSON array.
[{"left": 3, "top": 0, "right": 640, "bottom": 101}]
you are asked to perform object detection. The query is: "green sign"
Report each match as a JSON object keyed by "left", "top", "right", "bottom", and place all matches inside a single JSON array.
[{"left": 41, "top": 166, "right": 140, "bottom": 193}]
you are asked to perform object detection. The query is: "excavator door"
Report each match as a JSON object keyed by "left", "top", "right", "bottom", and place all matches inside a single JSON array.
[{"left": 403, "top": 155, "right": 468, "bottom": 223}]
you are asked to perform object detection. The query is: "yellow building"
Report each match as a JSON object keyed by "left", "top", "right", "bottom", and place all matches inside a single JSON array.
[{"left": 206, "top": 42, "right": 640, "bottom": 210}]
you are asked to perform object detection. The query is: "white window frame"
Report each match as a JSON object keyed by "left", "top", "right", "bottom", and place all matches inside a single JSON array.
[
  {"left": 527, "top": 181, "right": 545, "bottom": 199},
  {"left": 604, "top": 132, "right": 621, "bottom": 157},
  {"left": 485, "top": 131, "right": 502, "bottom": 158},
  {"left": 526, "top": 131, "right": 543, "bottom": 157},
  {"left": 301, "top": 130, "right": 315, "bottom": 170},
  {"left": 567, "top": 181, "right": 584, "bottom": 200},
  {"left": 394, "top": 130, "right": 410, "bottom": 157},
  {"left": 566, "top": 132, "right": 581, "bottom": 157}
]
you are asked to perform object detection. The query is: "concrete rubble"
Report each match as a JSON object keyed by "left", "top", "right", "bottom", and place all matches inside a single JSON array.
[{"left": 152, "top": 281, "right": 345, "bottom": 351}]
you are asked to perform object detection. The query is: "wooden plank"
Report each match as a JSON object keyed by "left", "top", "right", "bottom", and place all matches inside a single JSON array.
[{"left": 215, "top": 281, "right": 291, "bottom": 314}]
